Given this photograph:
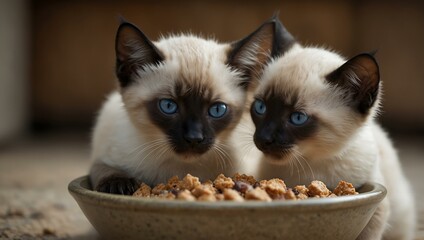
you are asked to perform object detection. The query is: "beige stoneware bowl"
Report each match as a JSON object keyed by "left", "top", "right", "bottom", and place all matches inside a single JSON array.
[{"left": 69, "top": 176, "right": 386, "bottom": 240}]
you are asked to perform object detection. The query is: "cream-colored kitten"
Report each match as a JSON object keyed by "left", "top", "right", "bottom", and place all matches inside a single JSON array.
[
  {"left": 247, "top": 20, "right": 415, "bottom": 239},
  {"left": 89, "top": 18, "right": 278, "bottom": 195}
]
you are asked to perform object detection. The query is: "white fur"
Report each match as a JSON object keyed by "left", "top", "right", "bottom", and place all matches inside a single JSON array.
[
  {"left": 247, "top": 45, "right": 415, "bottom": 239},
  {"left": 91, "top": 35, "right": 247, "bottom": 186}
]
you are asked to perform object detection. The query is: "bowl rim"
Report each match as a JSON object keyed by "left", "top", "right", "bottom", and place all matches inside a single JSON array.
[{"left": 68, "top": 175, "right": 387, "bottom": 211}]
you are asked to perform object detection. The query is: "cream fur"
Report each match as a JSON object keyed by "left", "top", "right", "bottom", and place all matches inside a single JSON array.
[
  {"left": 245, "top": 45, "right": 415, "bottom": 239},
  {"left": 91, "top": 35, "right": 247, "bottom": 186}
]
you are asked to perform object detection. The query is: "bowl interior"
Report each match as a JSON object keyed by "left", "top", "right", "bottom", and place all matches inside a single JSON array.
[
  {"left": 69, "top": 175, "right": 386, "bottom": 209},
  {"left": 69, "top": 176, "right": 386, "bottom": 240}
]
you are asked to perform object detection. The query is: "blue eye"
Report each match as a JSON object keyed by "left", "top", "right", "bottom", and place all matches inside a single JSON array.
[
  {"left": 254, "top": 99, "right": 266, "bottom": 115},
  {"left": 209, "top": 102, "right": 227, "bottom": 118},
  {"left": 159, "top": 99, "right": 178, "bottom": 114},
  {"left": 290, "top": 112, "right": 309, "bottom": 126}
]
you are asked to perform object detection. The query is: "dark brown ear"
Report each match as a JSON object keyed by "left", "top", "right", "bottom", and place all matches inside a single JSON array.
[
  {"left": 272, "top": 17, "right": 296, "bottom": 58},
  {"left": 227, "top": 16, "right": 280, "bottom": 87},
  {"left": 326, "top": 53, "right": 380, "bottom": 115},
  {"left": 115, "top": 21, "right": 164, "bottom": 88}
]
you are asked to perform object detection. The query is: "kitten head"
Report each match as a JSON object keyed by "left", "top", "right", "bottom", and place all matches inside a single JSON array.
[
  {"left": 115, "top": 18, "right": 278, "bottom": 162},
  {"left": 251, "top": 44, "right": 380, "bottom": 164}
]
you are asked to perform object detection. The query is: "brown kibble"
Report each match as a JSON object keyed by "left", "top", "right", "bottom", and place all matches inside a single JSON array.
[
  {"left": 284, "top": 188, "right": 297, "bottom": 200},
  {"left": 181, "top": 174, "right": 201, "bottom": 191},
  {"left": 333, "top": 180, "right": 358, "bottom": 196},
  {"left": 177, "top": 189, "right": 196, "bottom": 201},
  {"left": 151, "top": 183, "right": 167, "bottom": 195},
  {"left": 215, "top": 193, "right": 225, "bottom": 201},
  {"left": 259, "top": 179, "right": 287, "bottom": 199},
  {"left": 308, "top": 180, "right": 331, "bottom": 197},
  {"left": 294, "top": 185, "right": 309, "bottom": 195},
  {"left": 132, "top": 175, "right": 357, "bottom": 202},
  {"left": 198, "top": 194, "right": 217, "bottom": 202},
  {"left": 133, "top": 183, "right": 151, "bottom": 197},
  {"left": 294, "top": 185, "right": 309, "bottom": 200},
  {"left": 233, "top": 181, "right": 253, "bottom": 194},
  {"left": 328, "top": 193, "right": 337, "bottom": 198},
  {"left": 166, "top": 176, "right": 181, "bottom": 190},
  {"left": 156, "top": 191, "right": 176, "bottom": 200},
  {"left": 223, "top": 189, "right": 244, "bottom": 202},
  {"left": 245, "top": 188, "right": 272, "bottom": 202},
  {"left": 213, "top": 174, "right": 235, "bottom": 191},
  {"left": 233, "top": 173, "right": 257, "bottom": 185},
  {"left": 192, "top": 184, "right": 216, "bottom": 198}
]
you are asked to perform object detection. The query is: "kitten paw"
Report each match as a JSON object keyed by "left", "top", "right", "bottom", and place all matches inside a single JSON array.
[{"left": 96, "top": 177, "right": 139, "bottom": 195}]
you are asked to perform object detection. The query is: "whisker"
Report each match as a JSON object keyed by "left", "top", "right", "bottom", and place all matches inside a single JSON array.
[
  {"left": 134, "top": 140, "right": 168, "bottom": 173},
  {"left": 285, "top": 149, "right": 301, "bottom": 183},
  {"left": 293, "top": 149, "right": 315, "bottom": 181},
  {"left": 215, "top": 143, "right": 234, "bottom": 170}
]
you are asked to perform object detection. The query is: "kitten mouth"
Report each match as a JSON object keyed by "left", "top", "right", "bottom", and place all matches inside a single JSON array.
[
  {"left": 262, "top": 149, "right": 293, "bottom": 165},
  {"left": 177, "top": 152, "right": 204, "bottom": 163}
]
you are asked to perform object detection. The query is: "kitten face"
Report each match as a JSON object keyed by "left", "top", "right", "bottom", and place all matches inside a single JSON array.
[
  {"left": 252, "top": 47, "right": 380, "bottom": 164},
  {"left": 145, "top": 83, "right": 237, "bottom": 155},
  {"left": 115, "top": 19, "right": 278, "bottom": 162}
]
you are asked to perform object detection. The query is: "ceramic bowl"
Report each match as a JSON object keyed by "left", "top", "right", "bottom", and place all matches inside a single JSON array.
[{"left": 69, "top": 176, "right": 386, "bottom": 240}]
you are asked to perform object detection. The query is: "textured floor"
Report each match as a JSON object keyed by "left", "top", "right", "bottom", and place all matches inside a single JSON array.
[{"left": 0, "top": 132, "right": 423, "bottom": 239}]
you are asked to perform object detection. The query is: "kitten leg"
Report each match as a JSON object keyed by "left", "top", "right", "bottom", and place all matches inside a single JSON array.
[
  {"left": 356, "top": 197, "right": 390, "bottom": 240},
  {"left": 89, "top": 159, "right": 139, "bottom": 195}
]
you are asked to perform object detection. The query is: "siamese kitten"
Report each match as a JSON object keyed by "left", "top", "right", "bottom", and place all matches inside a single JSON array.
[
  {"left": 89, "top": 18, "right": 279, "bottom": 195},
  {"left": 249, "top": 20, "right": 415, "bottom": 239}
]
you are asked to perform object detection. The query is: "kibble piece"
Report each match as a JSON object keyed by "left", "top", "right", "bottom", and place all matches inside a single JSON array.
[
  {"left": 308, "top": 180, "right": 330, "bottom": 197},
  {"left": 223, "top": 189, "right": 244, "bottom": 202},
  {"left": 294, "top": 185, "right": 309, "bottom": 200},
  {"left": 192, "top": 184, "right": 216, "bottom": 198},
  {"left": 215, "top": 193, "right": 225, "bottom": 201},
  {"left": 177, "top": 189, "right": 196, "bottom": 201},
  {"left": 233, "top": 173, "right": 257, "bottom": 185},
  {"left": 213, "top": 174, "right": 235, "bottom": 191},
  {"left": 233, "top": 181, "right": 253, "bottom": 194},
  {"left": 333, "top": 180, "right": 358, "bottom": 196},
  {"left": 245, "top": 188, "right": 272, "bottom": 202},
  {"left": 328, "top": 193, "right": 337, "bottom": 198},
  {"left": 151, "top": 183, "right": 167, "bottom": 195},
  {"left": 156, "top": 191, "right": 176, "bottom": 200},
  {"left": 198, "top": 194, "right": 217, "bottom": 202},
  {"left": 259, "top": 179, "right": 287, "bottom": 199},
  {"left": 166, "top": 176, "right": 181, "bottom": 190},
  {"left": 133, "top": 183, "right": 151, "bottom": 197},
  {"left": 284, "top": 188, "right": 297, "bottom": 200},
  {"left": 181, "top": 174, "right": 201, "bottom": 191}
]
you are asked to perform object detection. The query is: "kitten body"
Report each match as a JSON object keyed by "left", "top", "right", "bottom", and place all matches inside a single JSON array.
[
  {"left": 90, "top": 19, "right": 277, "bottom": 194},
  {"left": 250, "top": 41, "right": 415, "bottom": 239}
]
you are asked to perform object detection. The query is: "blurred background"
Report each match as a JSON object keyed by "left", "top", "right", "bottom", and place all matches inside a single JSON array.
[
  {"left": 2, "top": 0, "right": 424, "bottom": 139},
  {"left": 1, "top": 0, "right": 423, "bottom": 239}
]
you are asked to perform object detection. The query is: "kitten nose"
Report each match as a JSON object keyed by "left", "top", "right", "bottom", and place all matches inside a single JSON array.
[
  {"left": 184, "top": 131, "right": 204, "bottom": 144},
  {"left": 184, "top": 120, "right": 204, "bottom": 144},
  {"left": 263, "top": 135, "right": 275, "bottom": 145},
  {"left": 258, "top": 125, "right": 276, "bottom": 145}
]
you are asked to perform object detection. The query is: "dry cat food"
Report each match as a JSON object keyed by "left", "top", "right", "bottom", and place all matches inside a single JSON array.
[{"left": 132, "top": 173, "right": 358, "bottom": 202}]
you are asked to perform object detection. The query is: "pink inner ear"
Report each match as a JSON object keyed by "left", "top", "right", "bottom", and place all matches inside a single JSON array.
[
  {"left": 115, "top": 22, "right": 164, "bottom": 88},
  {"left": 326, "top": 53, "right": 380, "bottom": 114},
  {"left": 351, "top": 55, "right": 380, "bottom": 86},
  {"left": 116, "top": 25, "right": 144, "bottom": 62},
  {"left": 227, "top": 18, "right": 277, "bottom": 79}
]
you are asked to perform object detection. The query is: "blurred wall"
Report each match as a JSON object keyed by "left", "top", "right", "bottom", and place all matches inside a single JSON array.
[
  {"left": 30, "top": 1, "right": 424, "bottom": 133},
  {"left": 0, "top": 0, "right": 29, "bottom": 142}
]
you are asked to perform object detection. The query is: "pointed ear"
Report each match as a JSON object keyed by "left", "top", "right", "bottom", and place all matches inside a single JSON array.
[
  {"left": 115, "top": 21, "right": 164, "bottom": 88},
  {"left": 326, "top": 53, "right": 380, "bottom": 115},
  {"left": 227, "top": 16, "right": 282, "bottom": 87},
  {"left": 272, "top": 17, "right": 296, "bottom": 58}
]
